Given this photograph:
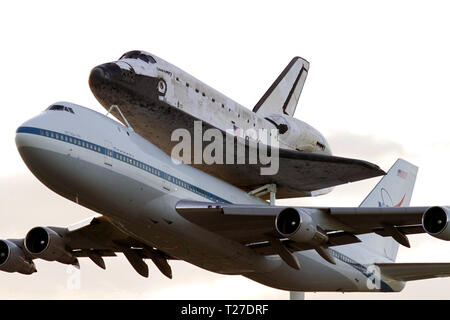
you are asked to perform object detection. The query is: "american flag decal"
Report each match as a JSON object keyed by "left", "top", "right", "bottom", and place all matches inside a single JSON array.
[
  {"left": 397, "top": 169, "right": 408, "bottom": 179},
  {"left": 233, "top": 124, "right": 241, "bottom": 136}
]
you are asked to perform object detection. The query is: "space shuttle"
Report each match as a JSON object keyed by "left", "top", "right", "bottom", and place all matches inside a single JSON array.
[{"left": 88, "top": 51, "right": 384, "bottom": 199}]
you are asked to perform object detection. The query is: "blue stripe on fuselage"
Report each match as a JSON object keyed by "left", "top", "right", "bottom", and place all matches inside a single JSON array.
[
  {"left": 329, "top": 248, "right": 394, "bottom": 292},
  {"left": 16, "top": 126, "right": 231, "bottom": 204}
]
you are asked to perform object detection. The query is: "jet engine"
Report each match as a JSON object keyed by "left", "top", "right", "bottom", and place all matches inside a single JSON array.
[
  {"left": 275, "top": 207, "right": 328, "bottom": 245},
  {"left": 422, "top": 206, "right": 450, "bottom": 240},
  {"left": 0, "top": 240, "right": 36, "bottom": 274},
  {"left": 24, "top": 227, "right": 78, "bottom": 265}
]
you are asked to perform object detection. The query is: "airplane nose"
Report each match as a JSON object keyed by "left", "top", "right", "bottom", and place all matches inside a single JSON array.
[
  {"left": 15, "top": 126, "right": 47, "bottom": 181},
  {"left": 15, "top": 116, "right": 45, "bottom": 150},
  {"left": 15, "top": 127, "right": 33, "bottom": 150},
  {"left": 16, "top": 127, "right": 81, "bottom": 200}
]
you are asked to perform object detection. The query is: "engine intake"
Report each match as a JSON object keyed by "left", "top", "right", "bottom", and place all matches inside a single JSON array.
[
  {"left": 422, "top": 206, "right": 450, "bottom": 240},
  {"left": 275, "top": 208, "right": 328, "bottom": 244},
  {"left": 0, "top": 240, "right": 36, "bottom": 274},
  {"left": 25, "top": 227, "right": 77, "bottom": 265}
]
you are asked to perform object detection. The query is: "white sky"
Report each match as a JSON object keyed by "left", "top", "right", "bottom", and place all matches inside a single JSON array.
[{"left": 1, "top": 0, "right": 450, "bottom": 299}]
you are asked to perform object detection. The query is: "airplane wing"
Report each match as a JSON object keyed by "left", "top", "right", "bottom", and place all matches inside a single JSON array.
[
  {"left": 376, "top": 263, "right": 450, "bottom": 281},
  {"left": 8, "top": 216, "right": 174, "bottom": 278},
  {"left": 175, "top": 200, "right": 440, "bottom": 268},
  {"left": 175, "top": 200, "right": 428, "bottom": 244}
]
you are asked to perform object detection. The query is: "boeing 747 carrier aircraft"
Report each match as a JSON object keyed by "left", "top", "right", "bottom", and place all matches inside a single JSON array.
[{"left": 4, "top": 101, "right": 450, "bottom": 293}]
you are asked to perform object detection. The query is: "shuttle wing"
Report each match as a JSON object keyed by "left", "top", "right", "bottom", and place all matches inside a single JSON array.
[
  {"left": 175, "top": 200, "right": 431, "bottom": 255},
  {"left": 223, "top": 147, "right": 385, "bottom": 199}
]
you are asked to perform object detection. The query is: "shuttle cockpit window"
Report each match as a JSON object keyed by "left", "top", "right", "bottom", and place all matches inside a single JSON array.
[
  {"left": 119, "top": 51, "right": 156, "bottom": 64},
  {"left": 265, "top": 114, "right": 288, "bottom": 134},
  {"left": 47, "top": 105, "right": 75, "bottom": 114}
]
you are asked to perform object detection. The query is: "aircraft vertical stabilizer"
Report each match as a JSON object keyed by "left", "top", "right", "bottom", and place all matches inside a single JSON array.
[
  {"left": 253, "top": 57, "right": 309, "bottom": 117},
  {"left": 358, "top": 159, "right": 418, "bottom": 261}
]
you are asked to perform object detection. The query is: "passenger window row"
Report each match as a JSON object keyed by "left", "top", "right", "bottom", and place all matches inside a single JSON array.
[
  {"left": 41, "top": 129, "right": 100, "bottom": 152},
  {"left": 37, "top": 127, "right": 229, "bottom": 204}
]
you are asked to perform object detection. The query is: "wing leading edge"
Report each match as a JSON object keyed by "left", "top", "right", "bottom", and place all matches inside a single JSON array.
[
  {"left": 175, "top": 200, "right": 428, "bottom": 246},
  {"left": 175, "top": 199, "right": 442, "bottom": 270},
  {"left": 13, "top": 216, "right": 175, "bottom": 278},
  {"left": 193, "top": 145, "right": 386, "bottom": 200}
]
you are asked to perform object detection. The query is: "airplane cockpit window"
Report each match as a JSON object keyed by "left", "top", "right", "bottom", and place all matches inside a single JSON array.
[
  {"left": 119, "top": 51, "right": 156, "bottom": 64},
  {"left": 47, "top": 105, "right": 75, "bottom": 114},
  {"left": 48, "top": 105, "right": 64, "bottom": 111}
]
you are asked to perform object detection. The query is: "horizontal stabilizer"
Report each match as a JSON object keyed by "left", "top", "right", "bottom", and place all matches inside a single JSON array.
[{"left": 377, "top": 263, "right": 450, "bottom": 281}]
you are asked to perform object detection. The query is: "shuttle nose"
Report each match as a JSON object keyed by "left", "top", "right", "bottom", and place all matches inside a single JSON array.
[
  {"left": 90, "top": 66, "right": 106, "bottom": 83},
  {"left": 89, "top": 62, "right": 130, "bottom": 89},
  {"left": 89, "top": 64, "right": 111, "bottom": 88}
]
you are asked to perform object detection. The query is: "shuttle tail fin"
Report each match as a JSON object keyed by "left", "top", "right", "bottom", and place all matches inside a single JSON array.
[
  {"left": 253, "top": 57, "right": 309, "bottom": 117},
  {"left": 358, "top": 159, "right": 418, "bottom": 261}
]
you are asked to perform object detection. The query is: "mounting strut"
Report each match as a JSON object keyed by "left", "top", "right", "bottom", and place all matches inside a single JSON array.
[{"left": 248, "top": 183, "right": 277, "bottom": 205}]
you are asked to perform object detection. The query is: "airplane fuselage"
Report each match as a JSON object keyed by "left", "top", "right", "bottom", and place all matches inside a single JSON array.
[{"left": 15, "top": 102, "right": 403, "bottom": 292}]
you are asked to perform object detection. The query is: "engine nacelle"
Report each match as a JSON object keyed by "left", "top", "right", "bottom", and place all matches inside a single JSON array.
[
  {"left": 422, "top": 206, "right": 450, "bottom": 240},
  {"left": 275, "top": 208, "right": 328, "bottom": 245},
  {"left": 24, "top": 227, "right": 77, "bottom": 265},
  {"left": 0, "top": 240, "right": 36, "bottom": 274}
]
